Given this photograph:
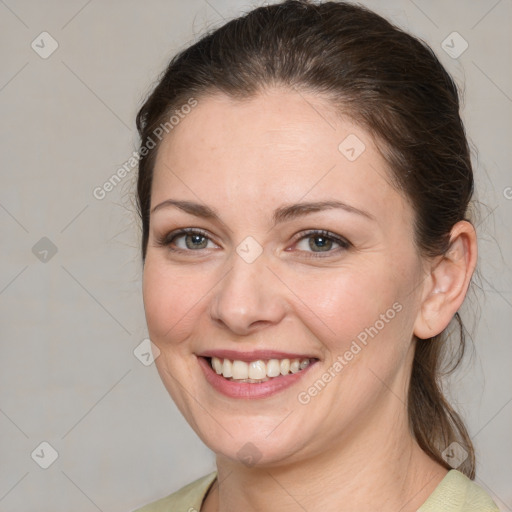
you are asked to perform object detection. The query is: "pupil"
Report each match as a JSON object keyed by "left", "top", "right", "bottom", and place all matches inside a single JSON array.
[
  {"left": 186, "top": 234, "right": 207, "bottom": 249},
  {"left": 310, "top": 235, "right": 331, "bottom": 252}
]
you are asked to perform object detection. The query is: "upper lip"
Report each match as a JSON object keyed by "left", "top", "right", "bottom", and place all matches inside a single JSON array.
[{"left": 197, "top": 349, "right": 319, "bottom": 362}]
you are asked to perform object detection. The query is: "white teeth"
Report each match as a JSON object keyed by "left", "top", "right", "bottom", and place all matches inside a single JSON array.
[
  {"left": 209, "top": 356, "right": 314, "bottom": 381},
  {"left": 267, "top": 359, "right": 281, "bottom": 377},
  {"left": 248, "top": 360, "right": 267, "bottom": 380},
  {"left": 300, "top": 359, "right": 311, "bottom": 370},
  {"left": 212, "top": 357, "right": 223, "bottom": 374},
  {"left": 290, "top": 359, "right": 300, "bottom": 373},
  {"left": 221, "top": 358, "right": 233, "bottom": 378},
  {"left": 232, "top": 360, "right": 249, "bottom": 379}
]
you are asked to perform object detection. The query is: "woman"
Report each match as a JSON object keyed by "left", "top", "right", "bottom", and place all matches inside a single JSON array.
[{"left": 133, "top": 1, "right": 500, "bottom": 510}]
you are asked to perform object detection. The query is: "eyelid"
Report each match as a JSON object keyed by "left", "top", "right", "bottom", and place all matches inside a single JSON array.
[
  {"left": 155, "top": 227, "right": 219, "bottom": 249},
  {"left": 291, "top": 229, "right": 351, "bottom": 247},
  {"left": 289, "top": 229, "right": 351, "bottom": 258}
]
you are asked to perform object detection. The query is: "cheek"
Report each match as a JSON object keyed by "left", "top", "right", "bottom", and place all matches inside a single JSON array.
[
  {"left": 286, "top": 258, "right": 416, "bottom": 371},
  {"left": 142, "top": 257, "right": 208, "bottom": 345},
  {"left": 289, "top": 264, "right": 416, "bottom": 415},
  {"left": 294, "top": 265, "right": 398, "bottom": 338}
]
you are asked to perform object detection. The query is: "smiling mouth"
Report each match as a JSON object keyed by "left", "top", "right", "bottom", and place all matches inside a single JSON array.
[{"left": 206, "top": 356, "right": 317, "bottom": 383}]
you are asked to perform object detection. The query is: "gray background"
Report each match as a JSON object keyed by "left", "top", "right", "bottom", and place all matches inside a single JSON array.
[{"left": 0, "top": 0, "right": 510, "bottom": 510}]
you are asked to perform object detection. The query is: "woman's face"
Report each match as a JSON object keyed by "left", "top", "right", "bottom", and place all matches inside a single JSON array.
[{"left": 143, "top": 89, "right": 428, "bottom": 467}]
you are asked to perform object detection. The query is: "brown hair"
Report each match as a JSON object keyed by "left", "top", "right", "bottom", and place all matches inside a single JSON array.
[{"left": 135, "top": 0, "right": 476, "bottom": 477}]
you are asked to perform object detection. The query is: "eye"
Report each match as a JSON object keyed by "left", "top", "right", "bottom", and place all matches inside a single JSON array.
[
  {"left": 292, "top": 229, "right": 351, "bottom": 258},
  {"left": 155, "top": 228, "right": 217, "bottom": 252},
  {"left": 155, "top": 227, "right": 351, "bottom": 258}
]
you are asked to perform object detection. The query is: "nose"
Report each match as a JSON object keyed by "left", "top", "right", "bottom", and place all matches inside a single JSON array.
[{"left": 208, "top": 248, "right": 287, "bottom": 336}]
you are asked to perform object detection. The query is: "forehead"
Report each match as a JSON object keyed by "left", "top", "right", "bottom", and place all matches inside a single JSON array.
[{"left": 151, "top": 89, "right": 408, "bottom": 227}]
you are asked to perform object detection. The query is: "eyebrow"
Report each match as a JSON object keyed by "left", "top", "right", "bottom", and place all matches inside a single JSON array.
[{"left": 151, "top": 199, "right": 375, "bottom": 225}]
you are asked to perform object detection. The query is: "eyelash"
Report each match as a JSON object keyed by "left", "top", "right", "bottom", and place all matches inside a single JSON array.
[{"left": 155, "top": 228, "right": 351, "bottom": 259}]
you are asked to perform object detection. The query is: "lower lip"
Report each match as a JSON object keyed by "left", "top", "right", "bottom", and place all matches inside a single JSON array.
[{"left": 197, "top": 356, "right": 318, "bottom": 399}]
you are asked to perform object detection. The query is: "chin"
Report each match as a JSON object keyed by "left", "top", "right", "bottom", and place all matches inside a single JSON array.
[{"left": 198, "top": 424, "right": 308, "bottom": 469}]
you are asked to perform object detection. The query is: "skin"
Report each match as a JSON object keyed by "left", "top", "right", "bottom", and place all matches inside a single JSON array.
[{"left": 142, "top": 87, "right": 477, "bottom": 512}]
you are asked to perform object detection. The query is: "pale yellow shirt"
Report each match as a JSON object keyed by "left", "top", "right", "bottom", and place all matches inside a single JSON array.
[{"left": 132, "top": 470, "right": 500, "bottom": 511}]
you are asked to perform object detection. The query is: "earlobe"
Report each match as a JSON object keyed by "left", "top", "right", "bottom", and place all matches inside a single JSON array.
[{"left": 414, "top": 221, "right": 477, "bottom": 340}]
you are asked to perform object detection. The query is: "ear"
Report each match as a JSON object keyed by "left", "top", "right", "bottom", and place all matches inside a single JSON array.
[{"left": 414, "top": 221, "right": 478, "bottom": 340}]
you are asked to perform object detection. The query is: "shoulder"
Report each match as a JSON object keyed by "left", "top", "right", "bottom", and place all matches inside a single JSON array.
[
  {"left": 132, "top": 471, "right": 217, "bottom": 512},
  {"left": 419, "top": 470, "right": 500, "bottom": 512}
]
